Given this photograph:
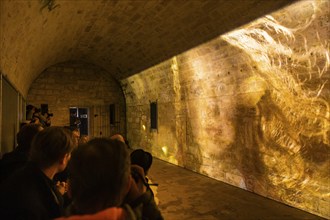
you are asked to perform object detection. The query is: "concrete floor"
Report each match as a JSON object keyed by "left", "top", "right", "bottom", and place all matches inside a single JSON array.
[{"left": 148, "top": 158, "right": 327, "bottom": 220}]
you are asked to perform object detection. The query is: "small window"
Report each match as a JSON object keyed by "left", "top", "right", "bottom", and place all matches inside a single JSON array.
[
  {"left": 150, "top": 101, "right": 157, "bottom": 130},
  {"left": 109, "top": 104, "right": 115, "bottom": 126},
  {"left": 41, "top": 104, "right": 48, "bottom": 115}
]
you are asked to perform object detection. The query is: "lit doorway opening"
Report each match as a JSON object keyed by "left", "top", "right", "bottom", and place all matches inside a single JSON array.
[{"left": 69, "top": 107, "right": 89, "bottom": 135}]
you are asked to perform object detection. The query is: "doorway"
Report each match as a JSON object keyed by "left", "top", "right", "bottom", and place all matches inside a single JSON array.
[{"left": 69, "top": 107, "right": 89, "bottom": 135}]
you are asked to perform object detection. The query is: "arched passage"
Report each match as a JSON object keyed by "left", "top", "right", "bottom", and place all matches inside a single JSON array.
[
  {"left": 27, "top": 61, "right": 126, "bottom": 137},
  {"left": 0, "top": 0, "right": 329, "bottom": 219}
]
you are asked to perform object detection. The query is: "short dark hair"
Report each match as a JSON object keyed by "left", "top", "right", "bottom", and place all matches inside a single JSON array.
[
  {"left": 130, "top": 149, "right": 153, "bottom": 174},
  {"left": 17, "top": 123, "right": 42, "bottom": 152},
  {"left": 30, "top": 126, "right": 74, "bottom": 168},
  {"left": 26, "top": 104, "right": 35, "bottom": 111},
  {"left": 68, "top": 138, "right": 130, "bottom": 214}
]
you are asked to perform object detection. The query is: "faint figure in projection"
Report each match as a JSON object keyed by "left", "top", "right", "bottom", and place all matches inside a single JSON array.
[{"left": 220, "top": 0, "right": 329, "bottom": 208}]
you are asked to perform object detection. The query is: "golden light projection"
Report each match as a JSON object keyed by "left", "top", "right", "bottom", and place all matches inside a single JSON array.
[
  {"left": 161, "top": 146, "right": 168, "bottom": 156},
  {"left": 239, "top": 76, "right": 267, "bottom": 107},
  {"left": 181, "top": 0, "right": 329, "bottom": 217},
  {"left": 171, "top": 56, "right": 184, "bottom": 165},
  {"left": 218, "top": 0, "right": 329, "bottom": 216},
  {"left": 122, "top": 0, "right": 329, "bottom": 217}
]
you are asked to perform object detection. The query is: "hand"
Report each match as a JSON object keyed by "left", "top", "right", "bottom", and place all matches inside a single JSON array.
[{"left": 56, "top": 181, "right": 67, "bottom": 195}]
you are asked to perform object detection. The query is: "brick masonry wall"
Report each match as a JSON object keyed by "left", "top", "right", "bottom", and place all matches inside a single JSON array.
[
  {"left": 27, "top": 62, "right": 126, "bottom": 138},
  {"left": 121, "top": 1, "right": 330, "bottom": 218}
]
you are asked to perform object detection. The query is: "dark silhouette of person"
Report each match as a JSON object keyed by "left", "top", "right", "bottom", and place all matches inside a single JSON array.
[
  {"left": 0, "top": 123, "right": 43, "bottom": 183},
  {"left": 130, "top": 149, "right": 153, "bottom": 176},
  {"left": 56, "top": 138, "right": 163, "bottom": 220},
  {"left": 0, "top": 127, "right": 74, "bottom": 220}
]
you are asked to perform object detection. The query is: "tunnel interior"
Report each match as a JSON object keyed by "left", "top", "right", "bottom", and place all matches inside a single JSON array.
[{"left": 0, "top": 0, "right": 329, "bottom": 218}]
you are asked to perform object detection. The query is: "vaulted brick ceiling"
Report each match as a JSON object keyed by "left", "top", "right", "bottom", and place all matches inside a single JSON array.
[{"left": 0, "top": 0, "right": 295, "bottom": 96}]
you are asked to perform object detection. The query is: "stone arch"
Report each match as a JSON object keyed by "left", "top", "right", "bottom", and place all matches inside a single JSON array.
[{"left": 27, "top": 61, "right": 126, "bottom": 138}]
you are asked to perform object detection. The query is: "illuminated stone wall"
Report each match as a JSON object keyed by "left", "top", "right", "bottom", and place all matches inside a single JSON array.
[
  {"left": 27, "top": 61, "right": 126, "bottom": 137},
  {"left": 121, "top": 1, "right": 329, "bottom": 218}
]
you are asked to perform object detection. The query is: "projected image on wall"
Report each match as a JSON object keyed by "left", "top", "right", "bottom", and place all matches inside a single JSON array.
[{"left": 122, "top": 0, "right": 329, "bottom": 218}]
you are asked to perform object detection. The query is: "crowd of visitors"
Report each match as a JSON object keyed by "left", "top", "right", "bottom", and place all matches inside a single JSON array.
[
  {"left": 0, "top": 105, "right": 163, "bottom": 220},
  {"left": 25, "top": 104, "right": 53, "bottom": 128}
]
